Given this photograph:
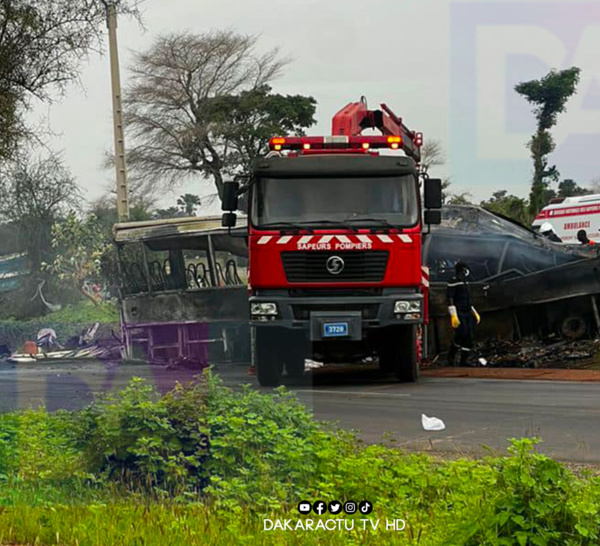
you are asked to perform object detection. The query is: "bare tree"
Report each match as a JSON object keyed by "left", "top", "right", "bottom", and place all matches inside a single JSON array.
[
  {"left": 93, "top": 175, "right": 159, "bottom": 223},
  {"left": 587, "top": 177, "right": 600, "bottom": 194},
  {"left": 123, "top": 30, "right": 294, "bottom": 197},
  {"left": 419, "top": 138, "right": 454, "bottom": 204},
  {"left": 420, "top": 139, "right": 445, "bottom": 174}
]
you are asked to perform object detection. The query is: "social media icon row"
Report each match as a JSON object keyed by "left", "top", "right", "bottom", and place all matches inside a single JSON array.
[{"left": 298, "top": 500, "right": 373, "bottom": 515}]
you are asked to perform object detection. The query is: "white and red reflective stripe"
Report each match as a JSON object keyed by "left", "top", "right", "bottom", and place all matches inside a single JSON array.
[
  {"left": 421, "top": 266, "right": 430, "bottom": 288},
  {"left": 253, "top": 234, "right": 415, "bottom": 245},
  {"left": 536, "top": 203, "right": 600, "bottom": 220}
]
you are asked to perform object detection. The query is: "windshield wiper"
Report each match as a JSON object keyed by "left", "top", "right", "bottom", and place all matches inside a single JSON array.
[
  {"left": 295, "top": 220, "right": 359, "bottom": 231},
  {"left": 343, "top": 217, "right": 400, "bottom": 229},
  {"left": 258, "top": 222, "right": 314, "bottom": 232}
]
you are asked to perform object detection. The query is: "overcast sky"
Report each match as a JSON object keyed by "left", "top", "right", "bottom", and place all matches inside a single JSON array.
[{"left": 34, "top": 0, "right": 600, "bottom": 210}]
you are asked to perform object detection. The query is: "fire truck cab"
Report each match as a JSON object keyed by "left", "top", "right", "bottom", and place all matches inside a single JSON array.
[{"left": 222, "top": 99, "right": 443, "bottom": 386}]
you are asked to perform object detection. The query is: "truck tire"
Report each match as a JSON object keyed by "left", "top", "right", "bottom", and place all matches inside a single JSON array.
[
  {"left": 379, "top": 325, "right": 419, "bottom": 383},
  {"left": 255, "top": 329, "right": 284, "bottom": 387},
  {"left": 285, "top": 356, "right": 305, "bottom": 382},
  {"left": 284, "top": 333, "right": 306, "bottom": 382}
]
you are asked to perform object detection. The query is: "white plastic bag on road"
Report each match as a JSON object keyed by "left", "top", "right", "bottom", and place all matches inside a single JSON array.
[
  {"left": 304, "top": 359, "right": 324, "bottom": 370},
  {"left": 421, "top": 414, "right": 445, "bottom": 431}
]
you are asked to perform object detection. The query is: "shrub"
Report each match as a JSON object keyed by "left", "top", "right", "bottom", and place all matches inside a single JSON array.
[
  {"left": 76, "top": 378, "right": 209, "bottom": 492},
  {"left": 472, "top": 438, "right": 600, "bottom": 545}
]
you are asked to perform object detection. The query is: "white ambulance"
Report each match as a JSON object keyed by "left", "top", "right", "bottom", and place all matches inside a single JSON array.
[{"left": 532, "top": 194, "right": 600, "bottom": 243}]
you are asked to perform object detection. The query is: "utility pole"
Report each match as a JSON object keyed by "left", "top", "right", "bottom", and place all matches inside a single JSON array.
[{"left": 102, "top": 0, "right": 130, "bottom": 221}]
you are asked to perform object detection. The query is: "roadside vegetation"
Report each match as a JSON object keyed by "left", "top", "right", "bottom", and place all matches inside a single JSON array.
[
  {"left": 0, "top": 301, "right": 119, "bottom": 350},
  {"left": 0, "top": 371, "right": 597, "bottom": 545}
]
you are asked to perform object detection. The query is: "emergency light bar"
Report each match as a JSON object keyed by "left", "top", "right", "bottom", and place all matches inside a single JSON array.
[{"left": 268, "top": 135, "right": 420, "bottom": 152}]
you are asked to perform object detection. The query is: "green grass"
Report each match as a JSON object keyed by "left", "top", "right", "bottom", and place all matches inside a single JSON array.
[
  {"left": 40, "top": 300, "right": 119, "bottom": 324},
  {"left": 0, "top": 373, "right": 598, "bottom": 545},
  {"left": 0, "top": 300, "right": 119, "bottom": 324}
]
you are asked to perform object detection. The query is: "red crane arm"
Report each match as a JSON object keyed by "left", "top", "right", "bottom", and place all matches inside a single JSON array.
[{"left": 331, "top": 99, "right": 422, "bottom": 162}]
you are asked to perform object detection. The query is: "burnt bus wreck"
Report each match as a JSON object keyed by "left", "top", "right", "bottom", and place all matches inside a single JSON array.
[
  {"left": 425, "top": 206, "right": 600, "bottom": 356},
  {"left": 114, "top": 216, "right": 249, "bottom": 364}
]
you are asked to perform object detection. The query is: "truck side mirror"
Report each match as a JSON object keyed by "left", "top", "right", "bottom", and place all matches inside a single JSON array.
[
  {"left": 222, "top": 181, "right": 240, "bottom": 212},
  {"left": 222, "top": 212, "right": 237, "bottom": 228},
  {"left": 424, "top": 178, "right": 443, "bottom": 210},
  {"left": 424, "top": 209, "right": 442, "bottom": 225}
]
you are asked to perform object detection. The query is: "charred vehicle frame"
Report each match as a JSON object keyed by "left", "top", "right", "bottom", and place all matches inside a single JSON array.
[
  {"left": 113, "top": 216, "right": 250, "bottom": 364},
  {"left": 425, "top": 206, "right": 600, "bottom": 356}
]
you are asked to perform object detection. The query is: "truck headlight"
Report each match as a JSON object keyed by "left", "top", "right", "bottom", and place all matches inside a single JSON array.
[
  {"left": 394, "top": 300, "right": 421, "bottom": 314},
  {"left": 251, "top": 302, "right": 278, "bottom": 316}
]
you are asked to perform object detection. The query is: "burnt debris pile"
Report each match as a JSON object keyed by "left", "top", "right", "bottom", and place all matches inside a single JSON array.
[{"left": 473, "top": 339, "right": 600, "bottom": 369}]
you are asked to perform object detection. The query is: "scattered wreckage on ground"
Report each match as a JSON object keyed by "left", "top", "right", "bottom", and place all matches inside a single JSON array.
[{"left": 108, "top": 207, "right": 600, "bottom": 367}]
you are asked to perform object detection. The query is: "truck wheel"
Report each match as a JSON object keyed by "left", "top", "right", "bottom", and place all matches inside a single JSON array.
[
  {"left": 284, "top": 333, "right": 306, "bottom": 382},
  {"left": 285, "top": 356, "right": 305, "bottom": 382},
  {"left": 379, "top": 325, "right": 419, "bottom": 383},
  {"left": 255, "top": 329, "right": 284, "bottom": 387}
]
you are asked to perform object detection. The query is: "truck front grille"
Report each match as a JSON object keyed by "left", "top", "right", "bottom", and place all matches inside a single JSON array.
[
  {"left": 292, "top": 303, "right": 380, "bottom": 320},
  {"left": 281, "top": 251, "right": 389, "bottom": 283}
]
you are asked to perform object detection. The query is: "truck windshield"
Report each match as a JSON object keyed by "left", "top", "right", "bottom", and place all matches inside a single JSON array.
[{"left": 251, "top": 175, "right": 418, "bottom": 228}]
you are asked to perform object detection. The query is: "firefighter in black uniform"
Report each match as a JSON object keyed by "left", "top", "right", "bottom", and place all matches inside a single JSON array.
[{"left": 447, "top": 261, "right": 481, "bottom": 366}]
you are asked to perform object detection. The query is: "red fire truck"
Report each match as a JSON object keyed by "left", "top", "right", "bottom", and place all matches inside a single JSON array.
[{"left": 222, "top": 99, "right": 443, "bottom": 386}]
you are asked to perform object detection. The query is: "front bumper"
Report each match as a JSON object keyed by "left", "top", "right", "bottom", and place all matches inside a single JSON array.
[{"left": 249, "top": 289, "right": 424, "bottom": 333}]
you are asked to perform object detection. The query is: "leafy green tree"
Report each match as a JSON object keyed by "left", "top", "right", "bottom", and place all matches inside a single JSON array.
[
  {"left": 43, "top": 212, "right": 108, "bottom": 305},
  {"left": 90, "top": 200, "right": 153, "bottom": 246},
  {"left": 481, "top": 190, "right": 530, "bottom": 224},
  {"left": 212, "top": 85, "right": 317, "bottom": 178},
  {"left": 557, "top": 178, "right": 590, "bottom": 198},
  {"left": 177, "top": 194, "right": 201, "bottom": 216},
  {"left": 154, "top": 207, "right": 185, "bottom": 220},
  {"left": 0, "top": 152, "right": 81, "bottom": 273},
  {"left": 447, "top": 192, "right": 473, "bottom": 205},
  {"left": 515, "top": 67, "right": 581, "bottom": 217},
  {"left": 124, "top": 31, "right": 317, "bottom": 199},
  {"left": 0, "top": 0, "right": 141, "bottom": 161}
]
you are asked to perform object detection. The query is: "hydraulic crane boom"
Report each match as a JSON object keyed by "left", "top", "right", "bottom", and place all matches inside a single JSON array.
[{"left": 332, "top": 98, "right": 423, "bottom": 162}]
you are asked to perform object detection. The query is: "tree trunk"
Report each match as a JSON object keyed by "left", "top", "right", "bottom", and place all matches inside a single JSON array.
[
  {"left": 528, "top": 129, "right": 547, "bottom": 219},
  {"left": 213, "top": 170, "right": 224, "bottom": 200},
  {"left": 79, "top": 285, "right": 100, "bottom": 307}
]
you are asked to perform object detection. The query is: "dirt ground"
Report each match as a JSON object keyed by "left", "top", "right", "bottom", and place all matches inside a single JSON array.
[{"left": 423, "top": 367, "right": 600, "bottom": 382}]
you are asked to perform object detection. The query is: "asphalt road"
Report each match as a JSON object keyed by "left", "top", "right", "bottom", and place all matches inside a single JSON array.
[{"left": 2, "top": 360, "right": 600, "bottom": 463}]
